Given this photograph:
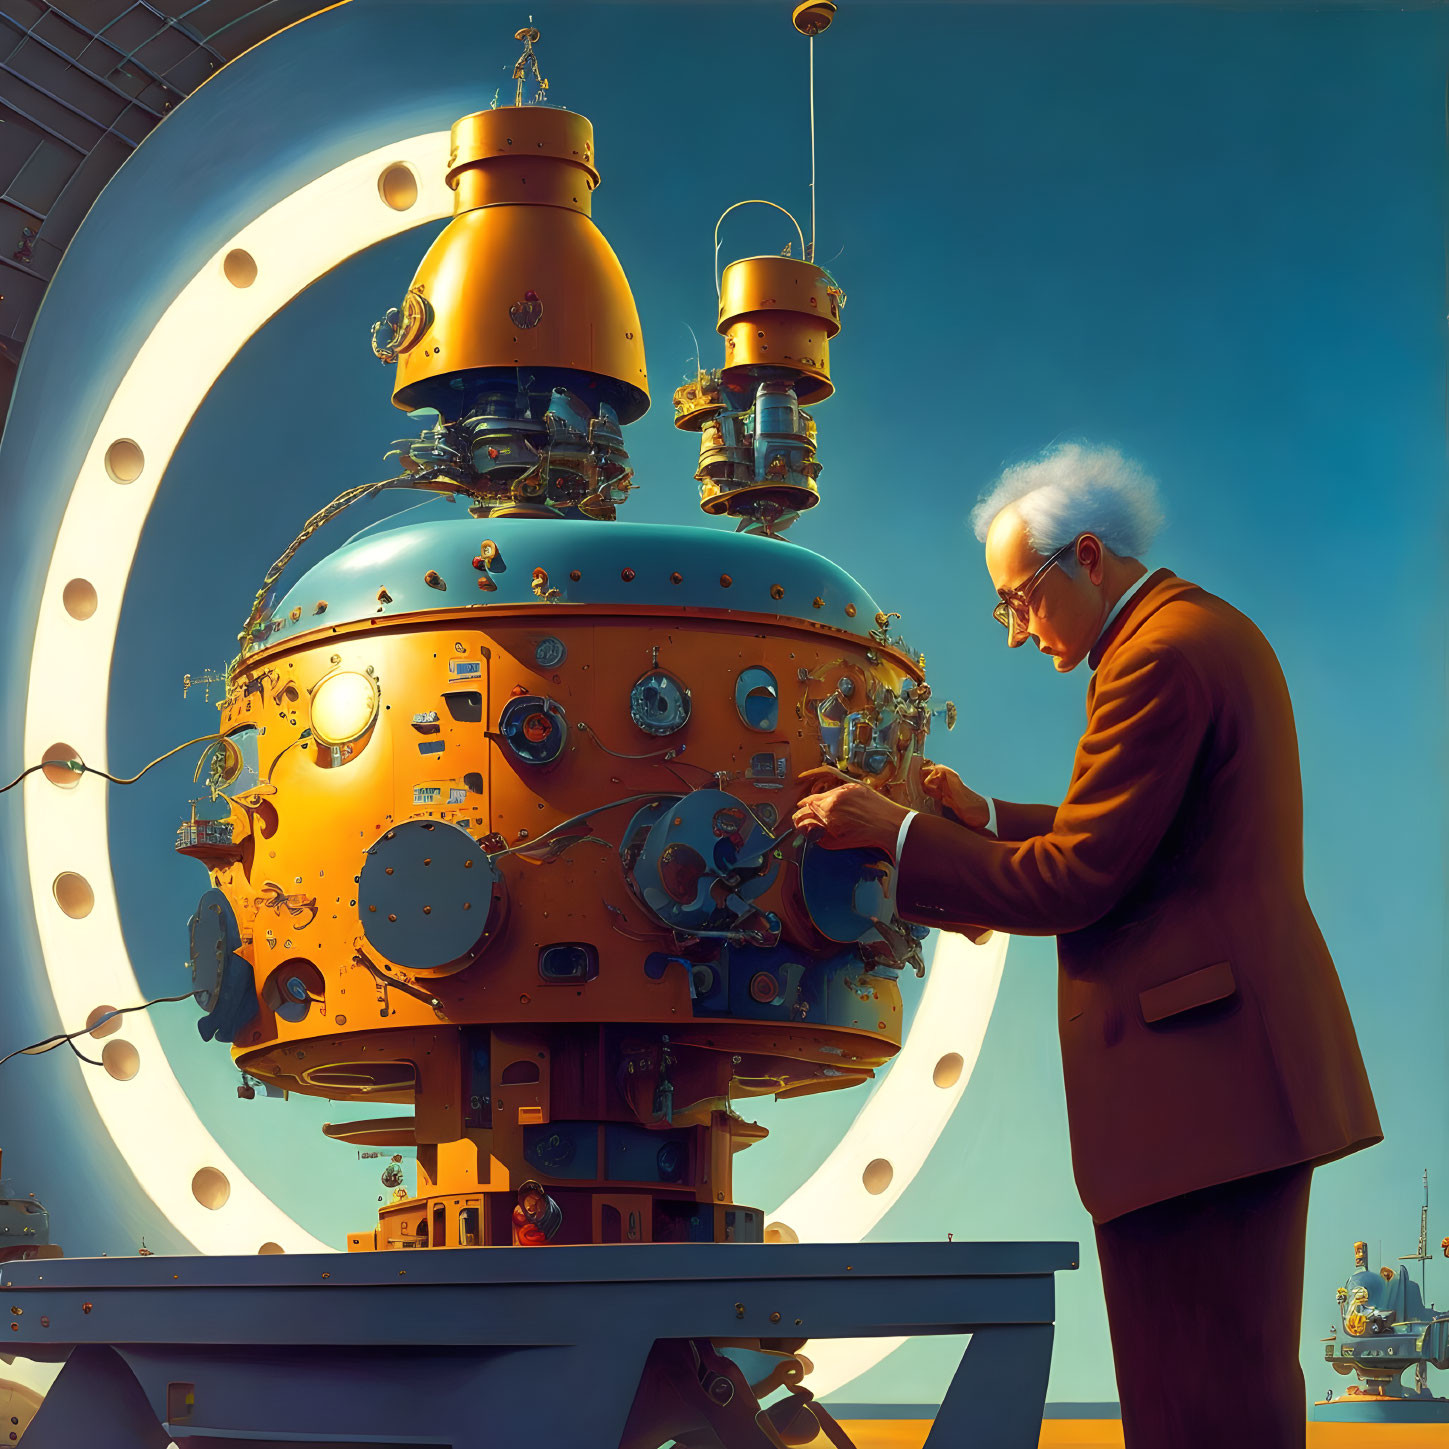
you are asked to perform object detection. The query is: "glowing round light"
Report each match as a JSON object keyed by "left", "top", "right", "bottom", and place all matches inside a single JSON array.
[
  {"left": 309, "top": 670, "right": 379, "bottom": 746},
  {"left": 378, "top": 163, "right": 418, "bottom": 211},
  {"left": 862, "top": 1158, "right": 894, "bottom": 1195},
  {"left": 103, "top": 439, "right": 144, "bottom": 483},
  {"left": 40, "top": 746, "right": 82, "bottom": 789},
  {"left": 192, "top": 1167, "right": 231, "bottom": 1210},
  {"left": 61, "top": 579, "right": 97, "bottom": 619},
  {"left": 86, "top": 1004, "right": 121, "bottom": 1040},
  {"left": 51, "top": 872, "right": 93, "bottom": 918},
  {"left": 223, "top": 248, "right": 258, "bottom": 288},
  {"left": 933, "top": 1052, "right": 964, "bottom": 1088},
  {"left": 101, "top": 1039, "right": 139, "bottom": 1081}
]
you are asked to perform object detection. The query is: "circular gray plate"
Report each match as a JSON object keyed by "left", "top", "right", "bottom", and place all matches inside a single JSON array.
[{"left": 358, "top": 819, "right": 501, "bottom": 970}]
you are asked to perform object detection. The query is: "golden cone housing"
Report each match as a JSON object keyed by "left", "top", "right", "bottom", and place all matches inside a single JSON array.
[{"left": 390, "top": 106, "right": 649, "bottom": 422}]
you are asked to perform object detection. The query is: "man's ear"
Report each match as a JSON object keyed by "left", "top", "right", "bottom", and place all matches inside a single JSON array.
[{"left": 1077, "top": 533, "right": 1105, "bottom": 585}]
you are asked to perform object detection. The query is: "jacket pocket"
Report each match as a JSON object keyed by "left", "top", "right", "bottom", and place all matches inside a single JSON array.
[{"left": 1138, "top": 961, "right": 1237, "bottom": 1025}]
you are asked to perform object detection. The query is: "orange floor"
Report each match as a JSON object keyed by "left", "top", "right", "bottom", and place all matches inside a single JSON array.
[{"left": 793, "top": 1422, "right": 1449, "bottom": 1449}]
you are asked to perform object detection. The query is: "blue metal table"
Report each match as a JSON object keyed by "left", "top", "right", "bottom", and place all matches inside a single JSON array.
[{"left": 4, "top": 1240, "right": 1076, "bottom": 1447}]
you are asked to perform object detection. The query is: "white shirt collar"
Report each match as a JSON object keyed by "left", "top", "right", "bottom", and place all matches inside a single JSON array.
[{"left": 1091, "top": 570, "right": 1157, "bottom": 669}]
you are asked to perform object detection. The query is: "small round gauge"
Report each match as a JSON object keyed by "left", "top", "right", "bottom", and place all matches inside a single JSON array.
[
  {"left": 630, "top": 671, "right": 691, "bottom": 735},
  {"left": 498, "top": 694, "right": 568, "bottom": 765},
  {"left": 534, "top": 636, "right": 567, "bottom": 669}
]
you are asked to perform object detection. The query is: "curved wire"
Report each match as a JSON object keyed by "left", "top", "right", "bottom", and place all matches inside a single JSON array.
[
  {"left": 66, "top": 1038, "right": 103, "bottom": 1068},
  {"left": 575, "top": 720, "right": 683, "bottom": 763},
  {"left": 489, "top": 792, "right": 670, "bottom": 862},
  {"left": 235, "top": 469, "right": 480, "bottom": 660},
  {"left": 1, "top": 733, "right": 225, "bottom": 795},
  {"left": 714, "top": 200, "right": 807, "bottom": 297},
  {"left": 0, "top": 990, "right": 200, "bottom": 1069}
]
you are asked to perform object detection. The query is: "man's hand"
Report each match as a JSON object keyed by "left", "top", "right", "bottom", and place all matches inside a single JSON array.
[
  {"left": 922, "top": 762, "right": 991, "bottom": 830},
  {"left": 792, "top": 775, "right": 908, "bottom": 852}
]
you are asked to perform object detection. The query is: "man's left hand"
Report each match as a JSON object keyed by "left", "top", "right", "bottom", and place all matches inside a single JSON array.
[{"left": 791, "top": 779, "right": 908, "bottom": 852}]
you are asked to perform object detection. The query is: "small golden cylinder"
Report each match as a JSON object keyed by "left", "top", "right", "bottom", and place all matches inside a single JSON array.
[{"left": 717, "top": 256, "right": 841, "bottom": 405}]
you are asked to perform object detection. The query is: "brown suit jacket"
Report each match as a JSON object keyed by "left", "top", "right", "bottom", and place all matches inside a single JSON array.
[{"left": 898, "top": 569, "right": 1381, "bottom": 1223}]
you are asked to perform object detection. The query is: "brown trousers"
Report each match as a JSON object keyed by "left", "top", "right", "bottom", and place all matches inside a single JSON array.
[{"left": 1094, "top": 1163, "right": 1313, "bottom": 1449}]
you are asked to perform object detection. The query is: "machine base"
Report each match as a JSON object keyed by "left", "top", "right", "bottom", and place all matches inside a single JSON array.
[{"left": 3, "top": 1240, "right": 1075, "bottom": 1448}]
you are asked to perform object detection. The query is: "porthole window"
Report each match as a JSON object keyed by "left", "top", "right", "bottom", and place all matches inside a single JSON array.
[
  {"left": 195, "top": 726, "right": 261, "bottom": 798},
  {"left": 735, "top": 667, "right": 779, "bottom": 732},
  {"left": 630, "top": 671, "right": 690, "bottom": 736},
  {"left": 310, "top": 670, "right": 380, "bottom": 746}
]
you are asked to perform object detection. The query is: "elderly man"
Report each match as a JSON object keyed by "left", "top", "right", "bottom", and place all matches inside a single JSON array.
[{"left": 792, "top": 443, "right": 1380, "bottom": 1449}]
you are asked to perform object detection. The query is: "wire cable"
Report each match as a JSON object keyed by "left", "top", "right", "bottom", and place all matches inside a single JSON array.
[
  {"left": 809, "top": 35, "right": 817, "bottom": 260},
  {"left": 66, "top": 1039, "right": 103, "bottom": 1069},
  {"left": 714, "top": 200, "right": 806, "bottom": 297},
  {"left": 0, "top": 990, "right": 200, "bottom": 1069},
  {"left": 0, "top": 733, "right": 225, "bottom": 795}
]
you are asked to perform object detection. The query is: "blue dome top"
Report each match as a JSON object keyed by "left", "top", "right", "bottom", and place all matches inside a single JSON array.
[{"left": 263, "top": 518, "right": 887, "bottom": 647}]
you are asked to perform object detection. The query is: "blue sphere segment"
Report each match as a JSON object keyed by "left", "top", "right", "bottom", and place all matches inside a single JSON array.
[{"left": 266, "top": 517, "right": 883, "bottom": 644}]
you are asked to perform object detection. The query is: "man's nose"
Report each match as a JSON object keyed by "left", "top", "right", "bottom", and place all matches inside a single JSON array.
[{"left": 1007, "top": 614, "right": 1030, "bottom": 649}]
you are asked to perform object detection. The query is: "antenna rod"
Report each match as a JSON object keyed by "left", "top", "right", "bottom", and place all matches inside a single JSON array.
[
  {"left": 791, "top": 3, "right": 837, "bottom": 263},
  {"left": 809, "top": 36, "right": 816, "bottom": 261}
]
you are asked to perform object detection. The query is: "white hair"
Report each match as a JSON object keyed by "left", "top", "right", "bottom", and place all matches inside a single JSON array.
[{"left": 970, "top": 442, "right": 1164, "bottom": 564}]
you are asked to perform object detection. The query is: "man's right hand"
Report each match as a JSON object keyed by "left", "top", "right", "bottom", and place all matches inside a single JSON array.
[{"left": 922, "top": 763, "right": 991, "bottom": 830}]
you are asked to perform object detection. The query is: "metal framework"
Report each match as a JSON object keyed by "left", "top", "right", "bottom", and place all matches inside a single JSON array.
[{"left": 0, "top": 1, "right": 335, "bottom": 420}]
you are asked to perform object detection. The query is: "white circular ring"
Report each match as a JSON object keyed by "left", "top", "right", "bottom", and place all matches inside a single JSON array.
[{"left": 18, "top": 126, "right": 1008, "bottom": 1396}]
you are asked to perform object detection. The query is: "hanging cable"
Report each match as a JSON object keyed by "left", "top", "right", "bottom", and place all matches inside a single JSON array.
[
  {"left": 713, "top": 200, "right": 806, "bottom": 298},
  {"left": 0, "top": 990, "right": 200, "bottom": 1069},
  {"left": 0, "top": 732, "right": 225, "bottom": 796},
  {"left": 809, "top": 34, "right": 817, "bottom": 261}
]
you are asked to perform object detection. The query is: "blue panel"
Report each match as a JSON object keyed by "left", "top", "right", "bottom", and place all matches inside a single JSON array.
[
  {"left": 260, "top": 518, "right": 884, "bottom": 651},
  {"left": 605, "top": 1123, "right": 692, "bottom": 1185},
  {"left": 357, "top": 819, "right": 502, "bottom": 970},
  {"left": 523, "top": 1122, "right": 599, "bottom": 1181},
  {"left": 187, "top": 890, "right": 256, "bottom": 1045}
]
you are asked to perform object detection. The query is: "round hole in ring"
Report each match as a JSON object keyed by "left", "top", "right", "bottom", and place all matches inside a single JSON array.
[
  {"left": 103, "top": 439, "right": 144, "bottom": 483},
  {"left": 862, "top": 1158, "right": 894, "bottom": 1195},
  {"left": 933, "top": 1052, "right": 965, "bottom": 1089},
  {"left": 258, "top": 1242, "right": 285, "bottom": 1255},
  {"left": 378, "top": 163, "right": 418, "bottom": 211},
  {"left": 62, "top": 579, "right": 97, "bottom": 620},
  {"left": 192, "top": 1167, "right": 231, "bottom": 1211},
  {"left": 41, "top": 744, "right": 82, "bottom": 789},
  {"left": 101, "top": 1039, "right": 139, "bottom": 1081},
  {"left": 223, "top": 248, "right": 257, "bottom": 288},
  {"left": 764, "top": 1221, "right": 799, "bottom": 1244},
  {"left": 52, "top": 872, "right": 93, "bottom": 918},
  {"left": 86, "top": 1004, "right": 122, "bottom": 1040}
]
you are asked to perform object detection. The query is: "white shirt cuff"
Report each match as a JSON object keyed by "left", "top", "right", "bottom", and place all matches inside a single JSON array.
[
  {"left": 895, "top": 810, "right": 916, "bottom": 862},
  {"left": 897, "top": 798, "right": 998, "bottom": 860}
]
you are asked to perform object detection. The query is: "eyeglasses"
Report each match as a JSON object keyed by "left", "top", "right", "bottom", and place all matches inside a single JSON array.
[{"left": 992, "top": 538, "right": 1080, "bottom": 631}]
